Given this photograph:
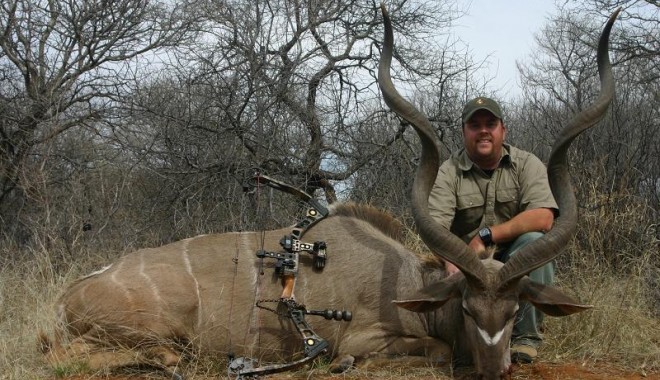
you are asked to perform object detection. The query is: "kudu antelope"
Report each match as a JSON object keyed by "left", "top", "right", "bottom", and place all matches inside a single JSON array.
[
  {"left": 40, "top": 5, "right": 618, "bottom": 379},
  {"left": 379, "top": 4, "right": 618, "bottom": 378}
]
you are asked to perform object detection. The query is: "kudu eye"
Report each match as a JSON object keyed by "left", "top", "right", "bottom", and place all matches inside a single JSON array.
[
  {"left": 504, "top": 304, "right": 520, "bottom": 321},
  {"left": 461, "top": 302, "right": 473, "bottom": 318}
]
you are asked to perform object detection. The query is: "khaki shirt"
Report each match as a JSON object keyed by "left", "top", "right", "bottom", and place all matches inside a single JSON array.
[{"left": 428, "top": 144, "right": 558, "bottom": 245}]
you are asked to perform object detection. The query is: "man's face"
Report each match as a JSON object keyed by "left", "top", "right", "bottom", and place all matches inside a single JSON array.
[{"left": 463, "top": 109, "right": 506, "bottom": 168}]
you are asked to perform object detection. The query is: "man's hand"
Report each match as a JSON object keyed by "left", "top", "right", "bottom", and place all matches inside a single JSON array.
[
  {"left": 444, "top": 236, "right": 486, "bottom": 276},
  {"left": 444, "top": 261, "right": 460, "bottom": 276},
  {"left": 468, "top": 234, "right": 487, "bottom": 255}
]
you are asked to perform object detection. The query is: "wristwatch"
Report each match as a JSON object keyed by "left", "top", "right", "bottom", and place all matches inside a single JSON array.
[{"left": 478, "top": 227, "right": 493, "bottom": 246}]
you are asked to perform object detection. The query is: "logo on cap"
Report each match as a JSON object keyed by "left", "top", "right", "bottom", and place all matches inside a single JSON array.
[{"left": 461, "top": 96, "right": 503, "bottom": 124}]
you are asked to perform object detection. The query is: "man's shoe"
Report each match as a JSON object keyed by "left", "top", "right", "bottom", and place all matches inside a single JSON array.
[{"left": 510, "top": 344, "right": 537, "bottom": 364}]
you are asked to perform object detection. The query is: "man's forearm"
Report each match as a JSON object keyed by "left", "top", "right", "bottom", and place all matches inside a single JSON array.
[{"left": 489, "top": 208, "right": 554, "bottom": 244}]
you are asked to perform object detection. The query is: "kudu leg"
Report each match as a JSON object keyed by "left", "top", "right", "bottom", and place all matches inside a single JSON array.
[{"left": 329, "top": 332, "right": 451, "bottom": 372}]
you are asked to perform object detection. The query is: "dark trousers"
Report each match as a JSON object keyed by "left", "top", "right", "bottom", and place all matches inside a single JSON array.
[{"left": 497, "top": 232, "right": 554, "bottom": 348}]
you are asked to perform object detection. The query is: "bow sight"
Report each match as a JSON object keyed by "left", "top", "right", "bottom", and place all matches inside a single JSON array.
[{"left": 228, "top": 173, "right": 352, "bottom": 378}]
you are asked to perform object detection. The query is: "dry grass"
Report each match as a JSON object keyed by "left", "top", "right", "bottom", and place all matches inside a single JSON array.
[
  {"left": 1, "top": 251, "right": 63, "bottom": 379},
  {"left": 0, "top": 241, "right": 112, "bottom": 380},
  {"left": 543, "top": 250, "right": 659, "bottom": 372},
  {"left": 539, "top": 187, "right": 660, "bottom": 372},
  {"left": 1, "top": 194, "right": 658, "bottom": 379}
]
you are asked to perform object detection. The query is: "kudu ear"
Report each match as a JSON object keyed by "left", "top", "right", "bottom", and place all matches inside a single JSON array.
[
  {"left": 519, "top": 278, "right": 593, "bottom": 316},
  {"left": 393, "top": 275, "right": 463, "bottom": 313}
]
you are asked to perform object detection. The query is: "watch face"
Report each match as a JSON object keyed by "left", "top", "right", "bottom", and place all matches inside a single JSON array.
[{"left": 479, "top": 228, "right": 491, "bottom": 244}]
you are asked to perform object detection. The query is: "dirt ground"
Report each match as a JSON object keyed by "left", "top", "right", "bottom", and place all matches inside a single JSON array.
[
  {"left": 56, "top": 360, "right": 658, "bottom": 380},
  {"left": 507, "top": 361, "right": 655, "bottom": 380}
]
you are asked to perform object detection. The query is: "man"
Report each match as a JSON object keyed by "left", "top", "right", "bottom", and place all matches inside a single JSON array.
[{"left": 428, "top": 96, "right": 557, "bottom": 364}]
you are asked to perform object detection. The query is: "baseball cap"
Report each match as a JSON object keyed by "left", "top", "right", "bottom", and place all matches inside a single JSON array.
[{"left": 461, "top": 97, "right": 503, "bottom": 124}]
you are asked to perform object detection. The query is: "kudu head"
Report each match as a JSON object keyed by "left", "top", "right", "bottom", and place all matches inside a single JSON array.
[{"left": 377, "top": 4, "right": 619, "bottom": 379}]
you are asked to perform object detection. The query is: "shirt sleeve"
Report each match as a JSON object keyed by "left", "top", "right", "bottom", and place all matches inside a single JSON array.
[
  {"left": 428, "top": 159, "right": 458, "bottom": 230},
  {"left": 518, "top": 153, "right": 559, "bottom": 213}
]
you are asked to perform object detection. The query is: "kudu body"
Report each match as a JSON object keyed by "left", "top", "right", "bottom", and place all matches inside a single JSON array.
[
  {"left": 42, "top": 5, "right": 618, "bottom": 379},
  {"left": 42, "top": 205, "right": 455, "bottom": 373}
]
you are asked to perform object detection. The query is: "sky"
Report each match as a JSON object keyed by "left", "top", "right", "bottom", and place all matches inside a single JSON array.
[{"left": 457, "top": 0, "right": 558, "bottom": 97}]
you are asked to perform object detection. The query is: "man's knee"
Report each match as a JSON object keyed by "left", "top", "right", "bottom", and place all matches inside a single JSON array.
[
  {"left": 498, "top": 232, "right": 544, "bottom": 260},
  {"left": 505, "top": 232, "right": 554, "bottom": 285},
  {"left": 510, "top": 231, "right": 545, "bottom": 254}
]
